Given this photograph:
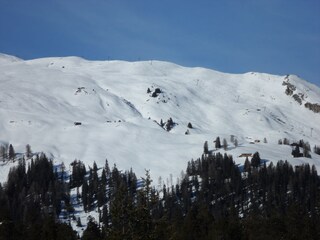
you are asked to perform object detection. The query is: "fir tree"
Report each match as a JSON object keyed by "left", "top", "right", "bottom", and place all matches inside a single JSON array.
[
  {"left": 314, "top": 145, "right": 320, "bottom": 155},
  {"left": 160, "top": 119, "right": 164, "bottom": 127},
  {"left": 251, "top": 152, "right": 261, "bottom": 168},
  {"left": 234, "top": 139, "right": 238, "bottom": 147},
  {"left": 244, "top": 157, "right": 251, "bottom": 172},
  {"left": 8, "top": 144, "right": 15, "bottom": 160},
  {"left": 283, "top": 138, "right": 290, "bottom": 145},
  {"left": 292, "top": 145, "right": 301, "bottom": 158},
  {"left": 223, "top": 138, "right": 228, "bottom": 150},
  {"left": 82, "top": 179, "right": 89, "bottom": 212},
  {"left": 0, "top": 145, "right": 6, "bottom": 162},
  {"left": 25, "top": 144, "right": 32, "bottom": 158},
  {"left": 104, "top": 158, "right": 110, "bottom": 175},
  {"left": 82, "top": 217, "right": 102, "bottom": 240},
  {"left": 203, "top": 141, "right": 209, "bottom": 155},
  {"left": 76, "top": 217, "right": 82, "bottom": 227},
  {"left": 215, "top": 137, "right": 221, "bottom": 149},
  {"left": 303, "top": 144, "right": 311, "bottom": 158}
]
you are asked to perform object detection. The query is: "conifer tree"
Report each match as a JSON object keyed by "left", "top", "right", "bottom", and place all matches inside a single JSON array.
[
  {"left": 251, "top": 152, "right": 261, "bottom": 168},
  {"left": 82, "top": 217, "right": 102, "bottom": 240},
  {"left": 109, "top": 180, "right": 130, "bottom": 238},
  {"left": 128, "top": 169, "right": 155, "bottom": 239},
  {"left": 25, "top": 144, "right": 32, "bottom": 158},
  {"left": 76, "top": 217, "right": 82, "bottom": 227},
  {"left": 98, "top": 169, "right": 107, "bottom": 207},
  {"left": 223, "top": 138, "right": 228, "bottom": 150},
  {"left": 203, "top": 141, "right": 209, "bottom": 155},
  {"left": 102, "top": 205, "right": 109, "bottom": 226},
  {"left": 234, "top": 139, "right": 238, "bottom": 147},
  {"left": 82, "top": 179, "right": 89, "bottom": 212},
  {"left": 292, "top": 145, "right": 301, "bottom": 158},
  {"left": 8, "top": 144, "right": 15, "bottom": 160},
  {"left": 314, "top": 145, "right": 320, "bottom": 155},
  {"left": 215, "top": 137, "right": 221, "bottom": 149},
  {"left": 160, "top": 119, "right": 164, "bottom": 127},
  {"left": 283, "top": 138, "right": 290, "bottom": 145},
  {"left": 105, "top": 158, "right": 110, "bottom": 175},
  {"left": 303, "top": 144, "right": 311, "bottom": 158},
  {"left": 0, "top": 145, "right": 6, "bottom": 161}
]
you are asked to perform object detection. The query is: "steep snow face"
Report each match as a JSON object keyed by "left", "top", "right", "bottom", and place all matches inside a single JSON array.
[{"left": 0, "top": 54, "right": 320, "bottom": 182}]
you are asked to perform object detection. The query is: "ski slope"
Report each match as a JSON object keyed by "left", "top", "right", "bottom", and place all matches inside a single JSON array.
[{"left": 0, "top": 53, "right": 320, "bottom": 183}]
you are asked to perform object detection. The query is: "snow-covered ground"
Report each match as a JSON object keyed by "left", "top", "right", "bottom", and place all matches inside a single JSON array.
[{"left": 1, "top": 53, "right": 320, "bottom": 184}]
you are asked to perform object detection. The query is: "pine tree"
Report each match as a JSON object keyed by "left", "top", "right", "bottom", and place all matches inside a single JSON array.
[
  {"left": 223, "top": 138, "right": 228, "bottom": 150},
  {"left": 299, "top": 139, "right": 305, "bottom": 148},
  {"left": 76, "top": 217, "right": 82, "bottom": 227},
  {"left": 82, "top": 179, "right": 89, "bottom": 212},
  {"left": 60, "top": 162, "right": 66, "bottom": 181},
  {"left": 102, "top": 205, "right": 109, "bottom": 226},
  {"left": 160, "top": 119, "right": 164, "bottom": 127},
  {"left": 109, "top": 180, "right": 130, "bottom": 238},
  {"left": 8, "top": 144, "right": 15, "bottom": 160},
  {"left": 134, "top": 169, "right": 154, "bottom": 239},
  {"left": 244, "top": 157, "right": 251, "bottom": 172},
  {"left": 314, "top": 145, "right": 320, "bottom": 155},
  {"left": 82, "top": 216, "right": 102, "bottom": 240},
  {"left": 292, "top": 145, "right": 301, "bottom": 158},
  {"left": 283, "top": 138, "right": 290, "bottom": 145},
  {"left": 104, "top": 158, "right": 110, "bottom": 175},
  {"left": 98, "top": 169, "right": 107, "bottom": 207},
  {"left": 215, "top": 137, "right": 221, "bottom": 149},
  {"left": 251, "top": 152, "right": 261, "bottom": 168},
  {"left": 0, "top": 145, "right": 6, "bottom": 162},
  {"left": 25, "top": 144, "right": 32, "bottom": 158},
  {"left": 234, "top": 139, "right": 238, "bottom": 147},
  {"left": 303, "top": 144, "right": 311, "bottom": 158},
  {"left": 203, "top": 141, "right": 209, "bottom": 155},
  {"left": 165, "top": 118, "right": 174, "bottom": 131}
]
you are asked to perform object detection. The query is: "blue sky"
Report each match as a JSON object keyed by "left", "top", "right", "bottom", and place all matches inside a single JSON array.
[{"left": 0, "top": 0, "right": 319, "bottom": 86}]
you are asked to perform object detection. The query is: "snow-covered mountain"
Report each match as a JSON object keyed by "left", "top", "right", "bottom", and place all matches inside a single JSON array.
[{"left": 1, "top": 53, "right": 320, "bottom": 182}]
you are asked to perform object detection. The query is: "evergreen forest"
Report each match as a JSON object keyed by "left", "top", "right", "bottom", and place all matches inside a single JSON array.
[{"left": 0, "top": 143, "right": 319, "bottom": 240}]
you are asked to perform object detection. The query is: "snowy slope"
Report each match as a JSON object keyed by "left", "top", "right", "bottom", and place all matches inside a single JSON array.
[{"left": 1, "top": 54, "right": 320, "bottom": 183}]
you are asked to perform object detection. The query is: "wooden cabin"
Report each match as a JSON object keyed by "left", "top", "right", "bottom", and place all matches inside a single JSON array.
[{"left": 239, "top": 153, "right": 253, "bottom": 158}]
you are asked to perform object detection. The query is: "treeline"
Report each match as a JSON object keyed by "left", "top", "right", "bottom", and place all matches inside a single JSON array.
[
  {"left": 80, "top": 153, "right": 320, "bottom": 239},
  {"left": 0, "top": 145, "right": 320, "bottom": 239}
]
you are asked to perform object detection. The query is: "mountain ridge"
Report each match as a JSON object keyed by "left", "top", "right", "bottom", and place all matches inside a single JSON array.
[{"left": 1, "top": 53, "right": 320, "bottom": 182}]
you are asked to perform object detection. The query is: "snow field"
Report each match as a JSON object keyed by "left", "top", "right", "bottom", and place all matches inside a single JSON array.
[{"left": 0, "top": 53, "right": 319, "bottom": 184}]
